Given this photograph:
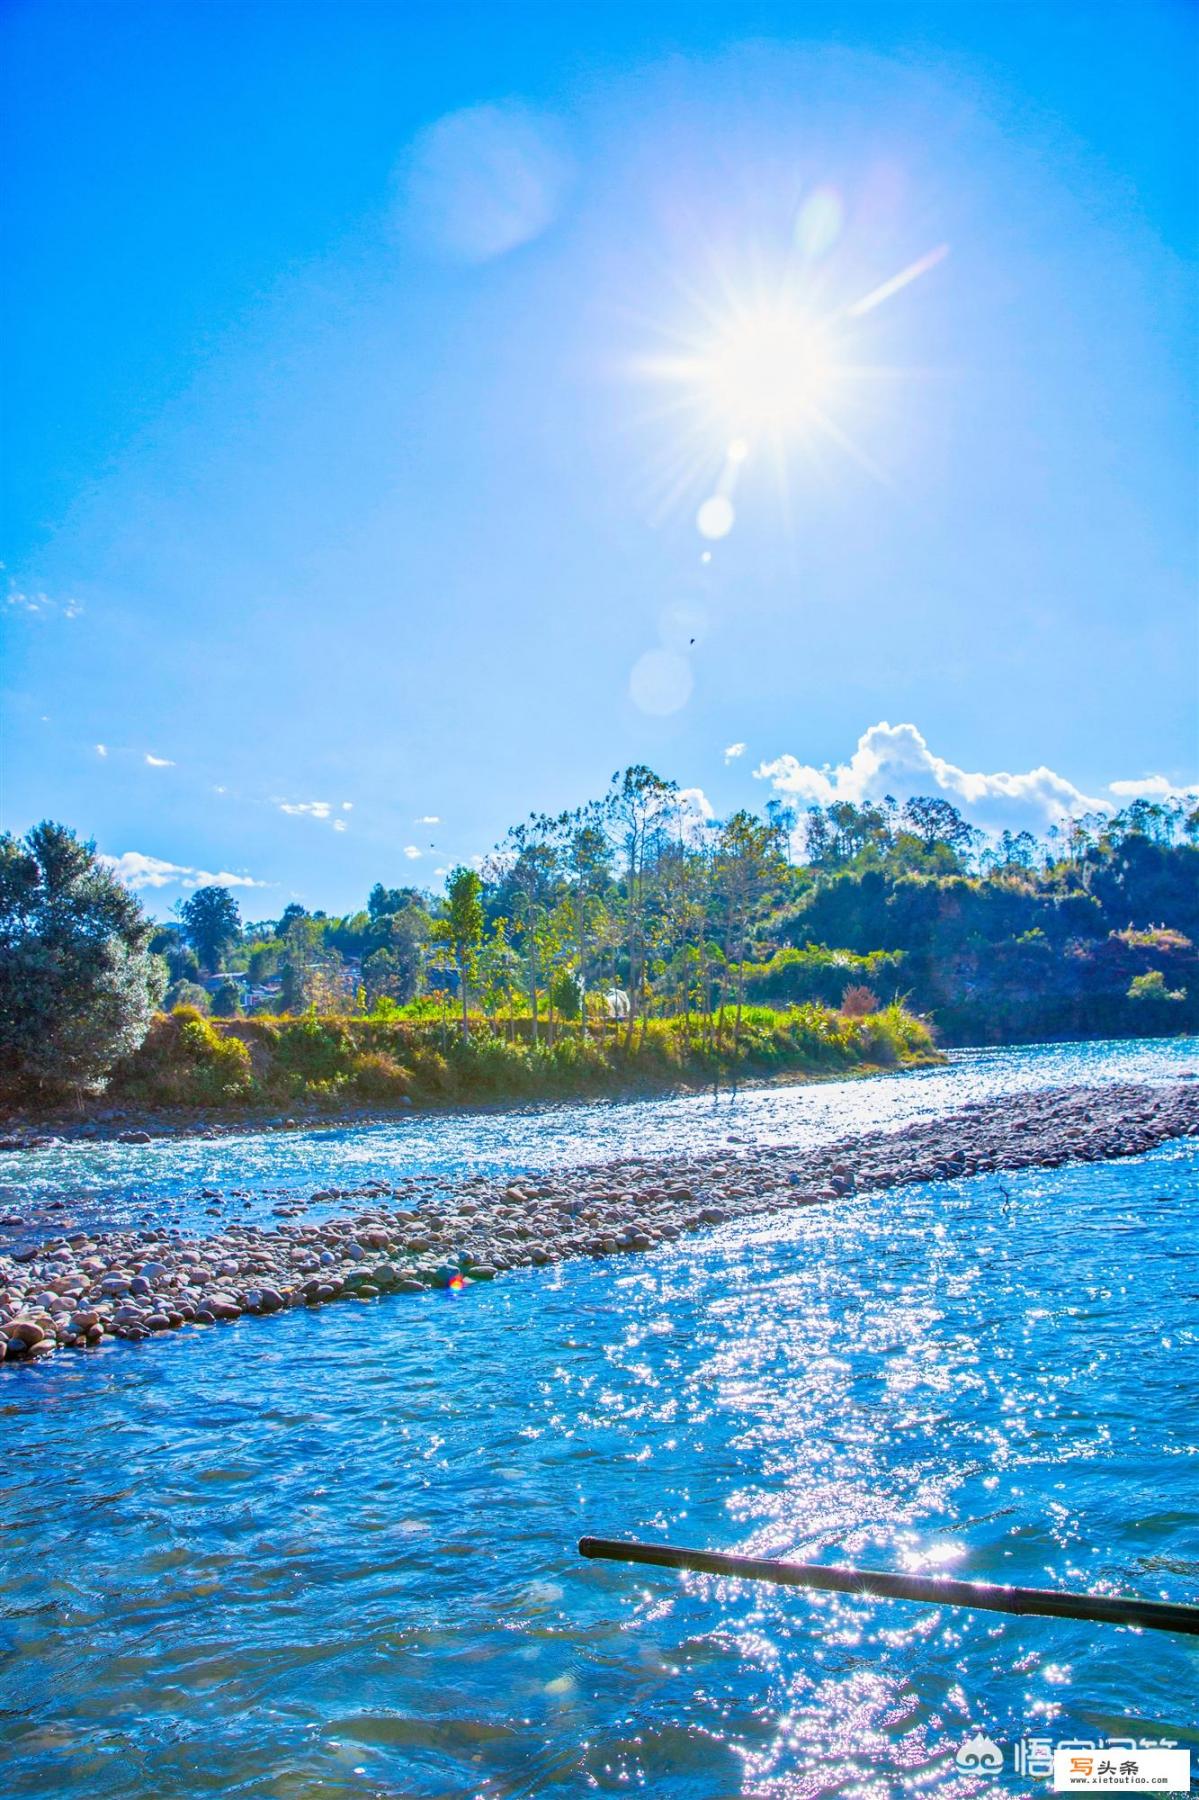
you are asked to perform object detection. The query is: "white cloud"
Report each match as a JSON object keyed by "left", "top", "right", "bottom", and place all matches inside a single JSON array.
[
  {"left": 341, "top": 801, "right": 353, "bottom": 811},
  {"left": 416, "top": 814, "right": 440, "bottom": 825},
  {"left": 5, "top": 580, "right": 81, "bottom": 620},
  {"left": 755, "top": 720, "right": 1111, "bottom": 838},
  {"left": 332, "top": 819, "right": 348, "bottom": 833},
  {"left": 95, "top": 743, "right": 108, "bottom": 758},
  {"left": 278, "top": 799, "right": 333, "bottom": 821},
  {"left": 101, "top": 852, "right": 266, "bottom": 892},
  {"left": 675, "top": 786, "right": 717, "bottom": 845},
  {"left": 1108, "top": 775, "right": 1196, "bottom": 801},
  {"left": 403, "top": 845, "right": 424, "bottom": 860},
  {"left": 724, "top": 742, "right": 747, "bottom": 763},
  {"left": 144, "top": 753, "right": 175, "bottom": 768}
]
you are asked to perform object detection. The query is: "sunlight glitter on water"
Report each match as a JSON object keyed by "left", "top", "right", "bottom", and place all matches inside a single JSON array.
[
  {"left": 4, "top": 1036, "right": 1196, "bottom": 1239},
  {"left": 1, "top": 1122, "right": 1197, "bottom": 1796}
]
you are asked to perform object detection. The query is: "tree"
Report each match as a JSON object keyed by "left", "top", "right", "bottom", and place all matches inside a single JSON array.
[
  {"left": 610, "top": 765, "right": 676, "bottom": 1041},
  {"left": 180, "top": 885, "right": 242, "bottom": 972},
  {"left": 901, "top": 795, "right": 974, "bottom": 854},
  {"left": 368, "top": 882, "right": 425, "bottom": 921},
  {"left": 150, "top": 924, "right": 199, "bottom": 984},
  {"left": 211, "top": 978, "right": 243, "bottom": 1017},
  {"left": 434, "top": 866, "right": 484, "bottom": 1039},
  {"left": 279, "top": 915, "right": 343, "bottom": 1012},
  {"left": 714, "top": 810, "right": 784, "bottom": 1055},
  {"left": 0, "top": 821, "right": 167, "bottom": 1095}
]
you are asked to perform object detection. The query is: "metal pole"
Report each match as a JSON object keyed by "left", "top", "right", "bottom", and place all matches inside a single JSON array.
[{"left": 577, "top": 1537, "right": 1199, "bottom": 1637}]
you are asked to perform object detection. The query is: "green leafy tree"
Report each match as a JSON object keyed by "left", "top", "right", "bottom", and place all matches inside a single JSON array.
[
  {"left": 434, "top": 866, "right": 484, "bottom": 1039},
  {"left": 150, "top": 924, "right": 199, "bottom": 984},
  {"left": 180, "top": 884, "right": 242, "bottom": 972},
  {"left": 280, "top": 915, "right": 344, "bottom": 1012},
  {"left": 714, "top": 810, "right": 785, "bottom": 1055},
  {"left": 0, "top": 821, "right": 167, "bottom": 1095},
  {"left": 211, "top": 978, "right": 243, "bottom": 1017}
]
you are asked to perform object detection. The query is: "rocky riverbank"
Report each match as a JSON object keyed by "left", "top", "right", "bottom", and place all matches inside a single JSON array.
[{"left": 1, "top": 1079, "right": 1195, "bottom": 1365}]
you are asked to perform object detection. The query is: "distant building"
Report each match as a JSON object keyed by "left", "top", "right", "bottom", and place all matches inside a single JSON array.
[{"left": 199, "top": 971, "right": 249, "bottom": 994}]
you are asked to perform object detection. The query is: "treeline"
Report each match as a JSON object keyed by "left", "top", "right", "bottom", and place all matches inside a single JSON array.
[
  {"left": 1, "top": 775, "right": 1195, "bottom": 1101},
  {"left": 158, "top": 777, "right": 1199, "bottom": 1048}
]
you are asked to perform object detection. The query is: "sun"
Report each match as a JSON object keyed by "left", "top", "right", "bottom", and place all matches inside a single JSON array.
[
  {"left": 701, "top": 304, "right": 836, "bottom": 437},
  {"left": 630, "top": 239, "right": 948, "bottom": 536}
]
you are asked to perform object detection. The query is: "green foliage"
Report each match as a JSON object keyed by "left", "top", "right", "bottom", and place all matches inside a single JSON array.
[
  {"left": 549, "top": 966, "right": 581, "bottom": 1019},
  {"left": 746, "top": 945, "right": 905, "bottom": 1007},
  {"left": 11, "top": 769, "right": 1197, "bottom": 1109},
  {"left": 103, "top": 999, "right": 936, "bottom": 1112},
  {"left": 1128, "top": 969, "right": 1185, "bottom": 1003},
  {"left": 0, "top": 821, "right": 167, "bottom": 1096},
  {"left": 272, "top": 1014, "right": 355, "bottom": 1088},
  {"left": 164, "top": 978, "right": 212, "bottom": 1013},
  {"left": 118, "top": 1006, "right": 253, "bottom": 1105},
  {"left": 348, "top": 1050, "right": 412, "bottom": 1100},
  {"left": 179, "top": 885, "right": 242, "bottom": 972}
]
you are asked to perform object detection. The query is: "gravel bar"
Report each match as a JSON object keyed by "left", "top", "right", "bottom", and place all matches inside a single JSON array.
[{"left": 1, "top": 1080, "right": 1195, "bottom": 1367}]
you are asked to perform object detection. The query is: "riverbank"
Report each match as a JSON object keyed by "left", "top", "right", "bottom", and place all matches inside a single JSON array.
[
  {"left": 0, "top": 1001, "right": 939, "bottom": 1148},
  {"left": 0, "top": 1002, "right": 941, "bottom": 1149},
  {"left": 2, "top": 1077, "right": 1195, "bottom": 1365}
]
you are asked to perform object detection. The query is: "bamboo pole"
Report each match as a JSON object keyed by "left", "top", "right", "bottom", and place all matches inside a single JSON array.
[{"left": 577, "top": 1537, "right": 1199, "bottom": 1637}]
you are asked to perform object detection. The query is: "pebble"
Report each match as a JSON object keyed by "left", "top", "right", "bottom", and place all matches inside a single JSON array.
[{"left": 0, "top": 1080, "right": 1195, "bottom": 1370}]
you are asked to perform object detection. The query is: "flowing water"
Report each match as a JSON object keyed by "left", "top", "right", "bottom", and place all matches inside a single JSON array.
[
  {"left": 4, "top": 1035, "right": 1198, "bottom": 1240},
  {"left": 1, "top": 1040, "right": 1197, "bottom": 1797}
]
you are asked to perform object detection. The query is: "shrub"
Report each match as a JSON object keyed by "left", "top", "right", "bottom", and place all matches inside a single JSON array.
[
  {"left": 1128, "top": 969, "right": 1185, "bottom": 1003},
  {"left": 840, "top": 984, "right": 878, "bottom": 1017},
  {"left": 349, "top": 1051, "right": 412, "bottom": 1100},
  {"left": 165, "top": 979, "right": 211, "bottom": 1013},
  {"left": 113, "top": 1007, "right": 254, "bottom": 1104},
  {"left": 549, "top": 968, "right": 581, "bottom": 1020},
  {"left": 273, "top": 1014, "right": 354, "bottom": 1087}
]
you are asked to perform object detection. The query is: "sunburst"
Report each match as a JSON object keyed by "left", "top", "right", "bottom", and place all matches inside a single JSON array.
[{"left": 630, "top": 241, "right": 949, "bottom": 537}]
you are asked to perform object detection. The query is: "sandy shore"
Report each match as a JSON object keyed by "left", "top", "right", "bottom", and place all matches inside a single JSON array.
[{"left": 1, "top": 1079, "right": 1195, "bottom": 1365}]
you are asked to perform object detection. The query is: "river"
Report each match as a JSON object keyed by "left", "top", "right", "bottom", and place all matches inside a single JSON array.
[{"left": 1, "top": 1038, "right": 1197, "bottom": 1797}]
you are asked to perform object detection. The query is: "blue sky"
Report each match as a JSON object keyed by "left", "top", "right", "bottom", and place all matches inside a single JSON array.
[{"left": 2, "top": 0, "right": 1195, "bottom": 916}]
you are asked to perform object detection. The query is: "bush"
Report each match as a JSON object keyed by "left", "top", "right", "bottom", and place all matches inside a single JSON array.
[
  {"left": 549, "top": 968, "right": 581, "bottom": 1020},
  {"left": 840, "top": 984, "right": 878, "bottom": 1017},
  {"left": 106, "top": 1000, "right": 939, "bottom": 1112},
  {"left": 1128, "top": 969, "right": 1185, "bottom": 1003},
  {"left": 349, "top": 1051, "right": 412, "bottom": 1100},
  {"left": 211, "top": 979, "right": 243, "bottom": 1017},
  {"left": 273, "top": 1014, "right": 354, "bottom": 1088},
  {"left": 165, "top": 979, "right": 211, "bottom": 1013},
  {"left": 114, "top": 1007, "right": 254, "bottom": 1105}
]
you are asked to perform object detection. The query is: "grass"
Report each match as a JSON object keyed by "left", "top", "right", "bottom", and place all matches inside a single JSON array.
[{"left": 108, "top": 1001, "right": 941, "bottom": 1113}]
